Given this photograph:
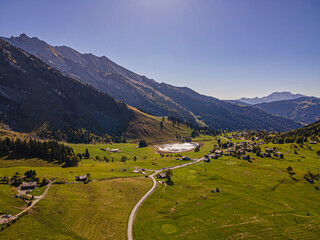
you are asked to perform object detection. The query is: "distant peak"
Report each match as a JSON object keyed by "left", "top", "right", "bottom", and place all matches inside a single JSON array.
[{"left": 19, "top": 33, "right": 29, "bottom": 38}]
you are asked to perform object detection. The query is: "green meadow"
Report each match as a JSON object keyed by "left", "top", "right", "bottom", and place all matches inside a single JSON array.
[
  {"left": 0, "top": 177, "right": 152, "bottom": 240},
  {"left": 1, "top": 135, "right": 320, "bottom": 239},
  {"left": 133, "top": 141, "right": 320, "bottom": 239}
]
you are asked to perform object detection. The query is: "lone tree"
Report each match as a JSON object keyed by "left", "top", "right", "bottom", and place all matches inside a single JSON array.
[
  {"left": 138, "top": 140, "right": 148, "bottom": 148},
  {"left": 85, "top": 148, "right": 90, "bottom": 158},
  {"left": 194, "top": 145, "right": 200, "bottom": 152},
  {"left": 165, "top": 169, "right": 173, "bottom": 180},
  {"left": 40, "top": 178, "right": 48, "bottom": 187},
  {"left": 165, "top": 169, "right": 174, "bottom": 185}
]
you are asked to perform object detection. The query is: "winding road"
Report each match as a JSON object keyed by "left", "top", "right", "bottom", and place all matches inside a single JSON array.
[{"left": 127, "top": 157, "right": 204, "bottom": 240}]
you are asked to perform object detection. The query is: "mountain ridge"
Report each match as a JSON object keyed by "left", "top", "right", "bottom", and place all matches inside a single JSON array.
[
  {"left": 0, "top": 34, "right": 303, "bottom": 131},
  {"left": 235, "top": 91, "right": 306, "bottom": 105},
  {"left": 253, "top": 96, "right": 320, "bottom": 124},
  {"left": 0, "top": 39, "right": 199, "bottom": 143}
]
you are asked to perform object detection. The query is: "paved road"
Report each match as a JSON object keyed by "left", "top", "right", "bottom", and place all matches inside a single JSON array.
[
  {"left": 1, "top": 181, "right": 54, "bottom": 225},
  {"left": 127, "top": 157, "right": 204, "bottom": 240}
]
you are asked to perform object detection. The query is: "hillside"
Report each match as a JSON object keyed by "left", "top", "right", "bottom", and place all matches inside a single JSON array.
[
  {"left": 236, "top": 91, "right": 305, "bottom": 105},
  {"left": 254, "top": 97, "right": 320, "bottom": 124},
  {"left": 0, "top": 40, "right": 194, "bottom": 143},
  {"left": 273, "top": 120, "right": 320, "bottom": 143},
  {"left": 148, "top": 83, "right": 302, "bottom": 131},
  {"left": 0, "top": 34, "right": 302, "bottom": 131},
  {"left": 223, "top": 100, "right": 251, "bottom": 106}
]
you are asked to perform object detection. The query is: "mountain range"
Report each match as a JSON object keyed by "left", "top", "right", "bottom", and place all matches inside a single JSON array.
[
  {"left": 0, "top": 34, "right": 302, "bottom": 132},
  {"left": 254, "top": 97, "right": 320, "bottom": 124},
  {"left": 0, "top": 39, "right": 197, "bottom": 143},
  {"left": 234, "top": 91, "right": 306, "bottom": 105}
]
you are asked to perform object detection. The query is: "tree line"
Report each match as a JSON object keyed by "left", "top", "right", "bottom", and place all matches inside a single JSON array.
[{"left": 0, "top": 138, "right": 79, "bottom": 167}]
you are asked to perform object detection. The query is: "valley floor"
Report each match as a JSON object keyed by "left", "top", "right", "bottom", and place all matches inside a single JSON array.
[{"left": 0, "top": 136, "right": 320, "bottom": 240}]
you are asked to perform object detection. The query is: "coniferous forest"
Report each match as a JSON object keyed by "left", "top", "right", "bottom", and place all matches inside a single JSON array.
[{"left": 0, "top": 138, "right": 79, "bottom": 167}]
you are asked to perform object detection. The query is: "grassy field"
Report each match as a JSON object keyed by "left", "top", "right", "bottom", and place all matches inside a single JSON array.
[
  {"left": 0, "top": 177, "right": 152, "bottom": 240},
  {"left": 0, "top": 158, "right": 138, "bottom": 183},
  {"left": 69, "top": 136, "right": 217, "bottom": 170},
  {"left": 133, "top": 141, "right": 320, "bottom": 239},
  {"left": 2, "top": 134, "right": 319, "bottom": 239},
  {"left": 0, "top": 184, "right": 27, "bottom": 216}
]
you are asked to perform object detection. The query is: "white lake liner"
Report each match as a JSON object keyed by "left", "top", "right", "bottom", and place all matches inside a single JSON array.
[{"left": 156, "top": 142, "right": 198, "bottom": 153}]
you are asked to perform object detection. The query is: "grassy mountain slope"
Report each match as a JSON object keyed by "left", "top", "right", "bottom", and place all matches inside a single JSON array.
[
  {"left": 254, "top": 97, "right": 320, "bottom": 124},
  {"left": 1, "top": 34, "right": 302, "bottom": 131},
  {"left": 0, "top": 40, "right": 193, "bottom": 142}
]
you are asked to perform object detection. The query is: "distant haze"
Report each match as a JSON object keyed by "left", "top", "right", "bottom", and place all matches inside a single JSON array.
[
  {"left": 236, "top": 91, "right": 307, "bottom": 105},
  {"left": 0, "top": 0, "right": 319, "bottom": 99}
]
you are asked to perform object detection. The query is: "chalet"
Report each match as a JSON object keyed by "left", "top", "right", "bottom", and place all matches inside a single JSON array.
[
  {"left": 215, "top": 150, "right": 223, "bottom": 155},
  {"left": 310, "top": 141, "right": 318, "bottom": 144},
  {"left": 131, "top": 170, "right": 140, "bottom": 173},
  {"left": 75, "top": 174, "right": 87, "bottom": 181},
  {"left": 265, "top": 148, "right": 274, "bottom": 153},
  {"left": 239, "top": 149, "right": 246, "bottom": 155},
  {"left": 263, "top": 152, "right": 272, "bottom": 158},
  {"left": 246, "top": 148, "right": 253, "bottom": 152},
  {"left": 210, "top": 154, "right": 218, "bottom": 159},
  {"left": 156, "top": 173, "right": 166, "bottom": 179},
  {"left": 181, "top": 156, "right": 191, "bottom": 161},
  {"left": 226, "top": 149, "right": 235, "bottom": 153},
  {"left": 204, "top": 158, "right": 210, "bottom": 163},
  {"left": 242, "top": 155, "right": 250, "bottom": 160},
  {"left": 20, "top": 182, "right": 37, "bottom": 190}
]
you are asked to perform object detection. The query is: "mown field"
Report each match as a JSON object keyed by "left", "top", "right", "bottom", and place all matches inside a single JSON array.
[
  {"left": 0, "top": 177, "right": 152, "bottom": 240},
  {"left": 134, "top": 141, "right": 320, "bottom": 239}
]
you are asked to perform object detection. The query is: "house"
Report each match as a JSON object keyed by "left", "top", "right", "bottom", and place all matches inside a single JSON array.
[
  {"left": 242, "top": 155, "right": 250, "bottom": 160},
  {"left": 204, "top": 158, "right": 210, "bottom": 163},
  {"left": 226, "top": 148, "right": 235, "bottom": 153},
  {"left": 181, "top": 156, "right": 191, "bottom": 161},
  {"left": 75, "top": 174, "right": 87, "bottom": 181},
  {"left": 265, "top": 148, "right": 274, "bottom": 153},
  {"left": 131, "top": 170, "right": 140, "bottom": 173},
  {"left": 215, "top": 150, "right": 223, "bottom": 155},
  {"left": 239, "top": 149, "right": 246, "bottom": 155},
  {"left": 20, "top": 182, "right": 37, "bottom": 190},
  {"left": 263, "top": 152, "right": 272, "bottom": 158},
  {"left": 210, "top": 154, "right": 218, "bottom": 159},
  {"left": 156, "top": 173, "right": 167, "bottom": 179},
  {"left": 246, "top": 148, "right": 253, "bottom": 152},
  {"left": 310, "top": 141, "right": 318, "bottom": 144}
]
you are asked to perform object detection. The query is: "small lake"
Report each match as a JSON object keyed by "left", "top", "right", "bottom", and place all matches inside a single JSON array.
[{"left": 155, "top": 142, "right": 198, "bottom": 153}]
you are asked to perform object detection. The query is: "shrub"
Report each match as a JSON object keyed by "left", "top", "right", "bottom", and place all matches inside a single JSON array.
[{"left": 138, "top": 140, "right": 148, "bottom": 148}]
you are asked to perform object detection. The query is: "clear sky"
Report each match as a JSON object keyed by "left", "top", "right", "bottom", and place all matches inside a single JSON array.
[{"left": 0, "top": 0, "right": 319, "bottom": 99}]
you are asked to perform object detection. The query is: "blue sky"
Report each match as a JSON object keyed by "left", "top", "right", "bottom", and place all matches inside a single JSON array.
[{"left": 0, "top": 0, "right": 319, "bottom": 99}]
